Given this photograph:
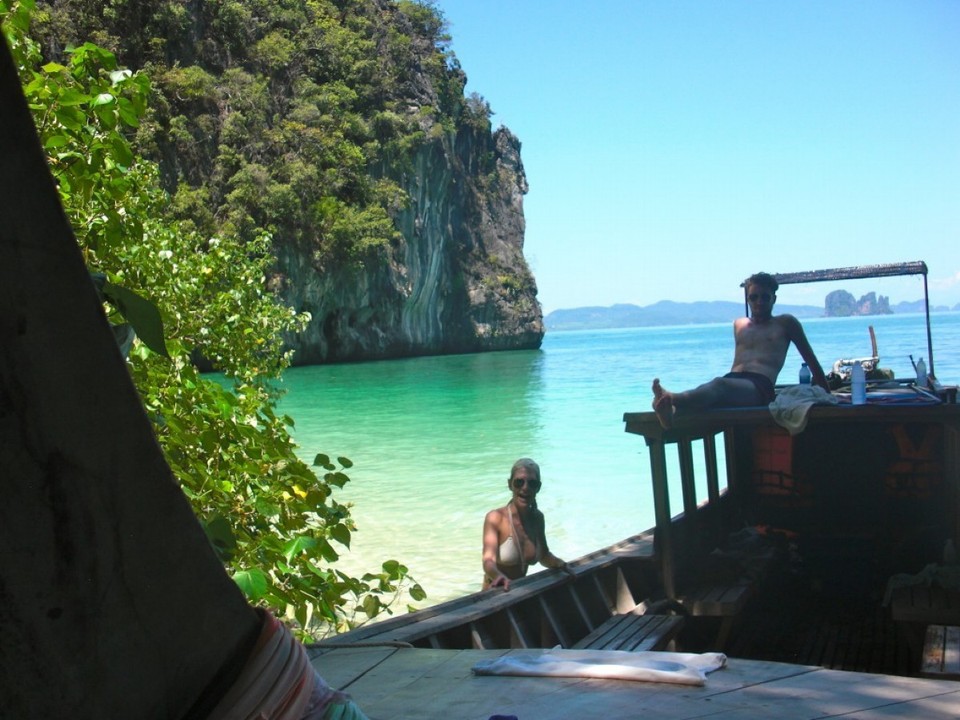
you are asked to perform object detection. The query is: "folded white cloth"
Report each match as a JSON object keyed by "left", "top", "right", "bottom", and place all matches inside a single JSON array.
[
  {"left": 769, "top": 385, "right": 838, "bottom": 435},
  {"left": 472, "top": 649, "right": 726, "bottom": 686}
]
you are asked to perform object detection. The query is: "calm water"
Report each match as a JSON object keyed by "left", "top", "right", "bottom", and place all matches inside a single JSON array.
[{"left": 277, "top": 312, "right": 960, "bottom": 608}]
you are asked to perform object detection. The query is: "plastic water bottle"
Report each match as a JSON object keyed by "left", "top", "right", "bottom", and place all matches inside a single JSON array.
[
  {"left": 799, "top": 363, "right": 811, "bottom": 385},
  {"left": 944, "top": 539, "right": 958, "bottom": 565},
  {"left": 851, "top": 361, "right": 866, "bottom": 405},
  {"left": 916, "top": 357, "right": 927, "bottom": 387}
]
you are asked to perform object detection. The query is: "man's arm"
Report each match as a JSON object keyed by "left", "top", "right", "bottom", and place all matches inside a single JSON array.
[{"left": 784, "top": 315, "right": 829, "bottom": 390}]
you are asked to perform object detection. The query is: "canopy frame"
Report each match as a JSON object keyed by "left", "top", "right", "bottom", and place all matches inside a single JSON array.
[{"left": 741, "top": 262, "right": 934, "bottom": 378}]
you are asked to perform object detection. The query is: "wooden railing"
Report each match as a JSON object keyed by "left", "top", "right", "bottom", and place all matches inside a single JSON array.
[{"left": 624, "top": 402, "right": 960, "bottom": 649}]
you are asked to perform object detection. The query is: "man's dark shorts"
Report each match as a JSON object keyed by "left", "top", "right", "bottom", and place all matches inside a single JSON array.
[{"left": 723, "top": 371, "right": 776, "bottom": 404}]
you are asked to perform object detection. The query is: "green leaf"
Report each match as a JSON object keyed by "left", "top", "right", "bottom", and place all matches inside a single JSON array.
[
  {"left": 44, "top": 134, "right": 69, "bottom": 149},
  {"left": 232, "top": 568, "right": 269, "bottom": 601},
  {"left": 329, "top": 523, "right": 351, "bottom": 548},
  {"left": 317, "top": 539, "right": 339, "bottom": 562},
  {"left": 101, "top": 281, "right": 169, "bottom": 357},
  {"left": 282, "top": 535, "right": 318, "bottom": 562},
  {"left": 408, "top": 584, "right": 427, "bottom": 601},
  {"left": 326, "top": 471, "right": 349, "bottom": 488},
  {"left": 306, "top": 563, "right": 332, "bottom": 579},
  {"left": 54, "top": 106, "right": 84, "bottom": 131},
  {"left": 54, "top": 87, "right": 88, "bottom": 106},
  {"left": 204, "top": 515, "right": 237, "bottom": 555},
  {"left": 110, "top": 135, "right": 134, "bottom": 166},
  {"left": 255, "top": 499, "right": 281, "bottom": 517},
  {"left": 361, "top": 595, "right": 382, "bottom": 617},
  {"left": 117, "top": 97, "right": 140, "bottom": 128},
  {"left": 94, "top": 103, "right": 118, "bottom": 129},
  {"left": 295, "top": 603, "right": 308, "bottom": 628}
]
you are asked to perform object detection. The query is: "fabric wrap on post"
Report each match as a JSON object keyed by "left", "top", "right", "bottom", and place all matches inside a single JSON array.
[{"left": 206, "top": 609, "right": 366, "bottom": 720}]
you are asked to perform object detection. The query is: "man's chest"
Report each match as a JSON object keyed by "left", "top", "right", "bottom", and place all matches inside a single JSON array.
[{"left": 737, "top": 321, "right": 788, "bottom": 350}]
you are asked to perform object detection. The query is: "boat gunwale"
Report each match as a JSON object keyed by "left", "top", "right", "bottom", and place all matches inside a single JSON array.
[{"left": 312, "top": 532, "right": 656, "bottom": 647}]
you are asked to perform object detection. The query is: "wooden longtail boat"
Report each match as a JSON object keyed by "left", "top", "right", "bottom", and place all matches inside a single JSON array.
[
  {"left": 3, "top": 31, "right": 957, "bottom": 718},
  {"left": 311, "top": 263, "right": 960, "bottom": 716}
]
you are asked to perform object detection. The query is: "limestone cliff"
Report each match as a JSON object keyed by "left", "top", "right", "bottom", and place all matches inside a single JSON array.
[
  {"left": 30, "top": 0, "right": 544, "bottom": 366},
  {"left": 278, "top": 121, "right": 542, "bottom": 364},
  {"left": 268, "top": 0, "right": 544, "bottom": 365}
]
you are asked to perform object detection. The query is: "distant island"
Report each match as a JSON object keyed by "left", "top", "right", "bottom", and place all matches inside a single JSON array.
[{"left": 544, "top": 294, "right": 957, "bottom": 332}]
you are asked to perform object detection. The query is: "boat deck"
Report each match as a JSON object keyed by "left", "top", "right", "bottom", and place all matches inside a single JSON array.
[
  {"left": 308, "top": 644, "right": 960, "bottom": 719},
  {"left": 723, "top": 562, "right": 913, "bottom": 675}
]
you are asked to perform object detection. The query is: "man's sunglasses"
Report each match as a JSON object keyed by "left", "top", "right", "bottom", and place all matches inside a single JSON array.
[
  {"left": 511, "top": 476, "right": 541, "bottom": 491},
  {"left": 748, "top": 293, "right": 772, "bottom": 302}
]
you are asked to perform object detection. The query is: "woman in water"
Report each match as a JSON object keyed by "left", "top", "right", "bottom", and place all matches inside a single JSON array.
[{"left": 482, "top": 458, "right": 572, "bottom": 590}]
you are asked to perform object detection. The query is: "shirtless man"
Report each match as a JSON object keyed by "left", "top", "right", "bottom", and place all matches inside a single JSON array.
[{"left": 652, "top": 272, "right": 828, "bottom": 428}]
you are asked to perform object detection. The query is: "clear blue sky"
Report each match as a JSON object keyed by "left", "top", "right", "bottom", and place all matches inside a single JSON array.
[{"left": 432, "top": 0, "right": 960, "bottom": 313}]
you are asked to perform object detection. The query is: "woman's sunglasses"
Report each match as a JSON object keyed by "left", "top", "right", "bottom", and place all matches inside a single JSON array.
[
  {"left": 511, "top": 476, "right": 541, "bottom": 491},
  {"left": 748, "top": 292, "right": 772, "bottom": 302}
]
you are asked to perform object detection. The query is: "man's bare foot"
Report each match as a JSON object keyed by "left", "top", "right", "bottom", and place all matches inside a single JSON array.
[
  {"left": 652, "top": 378, "right": 674, "bottom": 428},
  {"left": 654, "top": 395, "right": 674, "bottom": 428}
]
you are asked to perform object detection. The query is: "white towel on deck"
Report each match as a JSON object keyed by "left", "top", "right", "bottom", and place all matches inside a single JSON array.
[
  {"left": 471, "top": 649, "right": 726, "bottom": 686},
  {"left": 769, "top": 385, "right": 838, "bottom": 435}
]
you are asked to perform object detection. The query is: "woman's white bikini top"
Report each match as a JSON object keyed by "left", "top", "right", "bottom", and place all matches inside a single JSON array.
[{"left": 498, "top": 506, "right": 540, "bottom": 569}]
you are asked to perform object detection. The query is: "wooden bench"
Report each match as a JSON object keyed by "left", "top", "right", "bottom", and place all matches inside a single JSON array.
[
  {"left": 889, "top": 583, "right": 960, "bottom": 661},
  {"left": 572, "top": 611, "right": 684, "bottom": 652},
  {"left": 920, "top": 625, "right": 960, "bottom": 679},
  {"left": 678, "top": 581, "right": 754, "bottom": 650},
  {"left": 681, "top": 582, "right": 753, "bottom": 617},
  {"left": 889, "top": 584, "right": 960, "bottom": 625}
]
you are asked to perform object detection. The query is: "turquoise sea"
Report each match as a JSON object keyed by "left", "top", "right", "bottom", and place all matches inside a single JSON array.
[{"left": 277, "top": 312, "right": 960, "bottom": 609}]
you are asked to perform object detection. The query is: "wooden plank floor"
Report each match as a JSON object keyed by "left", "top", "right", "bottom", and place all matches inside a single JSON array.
[
  {"left": 717, "top": 551, "right": 916, "bottom": 676},
  {"left": 309, "top": 645, "right": 960, "bottom": 720}
]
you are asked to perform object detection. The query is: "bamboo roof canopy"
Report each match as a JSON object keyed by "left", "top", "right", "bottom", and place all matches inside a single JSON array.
[
  {"left": 742, "top": 261, "right": 935, "bottom": 377},
  {"left": 768, "top": 261, "right": 928, "bottom": 286}
]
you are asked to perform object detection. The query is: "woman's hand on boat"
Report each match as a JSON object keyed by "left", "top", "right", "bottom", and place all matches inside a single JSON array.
[
  {"left": 550, "top": 559, "right": 576, "bottom": 581},
  {"left": 489, "top": 573, "right": 511, "bottom": 591}
]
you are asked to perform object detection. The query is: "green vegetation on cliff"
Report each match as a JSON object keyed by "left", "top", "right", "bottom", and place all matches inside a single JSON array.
[{"left": 28, "top": 0, "right": 487, "bottom": 271}]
